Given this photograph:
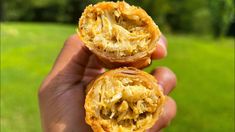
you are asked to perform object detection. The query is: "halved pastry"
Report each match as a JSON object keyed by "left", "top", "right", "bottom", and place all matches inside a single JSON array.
[
  {"left": 78, "top": 1, "right": 161, "bottom": 68},
  {"left": 85, "top": 67, "right": 165, "bottom": 132}
]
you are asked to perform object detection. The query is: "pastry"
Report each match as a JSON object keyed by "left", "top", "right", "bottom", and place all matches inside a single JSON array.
[
  {"left": 85, "top": 67, "right": 165, "bottom": 131},
  {"left": 78, "top": 1, "right": 161, "bottom": 68}
]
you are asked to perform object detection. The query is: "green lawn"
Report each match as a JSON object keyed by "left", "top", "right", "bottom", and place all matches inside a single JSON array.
[{"left": 1, "top": 22, "right": 234, "bottom": 132}]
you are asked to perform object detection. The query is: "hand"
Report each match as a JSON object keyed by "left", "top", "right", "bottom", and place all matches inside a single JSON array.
[{"left": 38, "top": 34, "right": 177, "bottom": 132}]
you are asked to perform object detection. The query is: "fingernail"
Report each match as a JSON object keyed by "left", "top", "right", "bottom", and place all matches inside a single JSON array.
[
  {"left": 100, "top": 68, "right": 106, "bottom": 73},
  {"left": 163, "top": 96, "right": 170, "bottom": 113},
  {"left": 158, "top": 38, "right": 167, "bottom": 57},
  {"left": 158, "top": 83, "right": 164, "bottom": 92}
]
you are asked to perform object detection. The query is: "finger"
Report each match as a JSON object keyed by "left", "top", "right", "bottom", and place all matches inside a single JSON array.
[
  {"left": 152, "top": 35, "right": 167, "bottom": 60},
  {"left": 82, "top": 55, "right": 106, "bottom": 84},
  {"left": 86, "top": 54, "right": 104, "bottom": 69},
  {"left": 151, "top": 67, "right": 177, "bottom": 95},
  {"left": 148, "top": 97, "right": 177, "bottom": 132}
]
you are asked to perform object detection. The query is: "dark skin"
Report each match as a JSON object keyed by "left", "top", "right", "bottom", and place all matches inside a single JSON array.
[{"left": 39, "top": 34, "right": 177, "bottom": 132}]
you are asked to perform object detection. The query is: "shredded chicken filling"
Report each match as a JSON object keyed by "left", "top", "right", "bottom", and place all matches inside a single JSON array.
[
  {"left": 80, "top": 6, "right": 151, "bottom": 57},
  {"left": 90, "top": 76, "right": 160, "bottom": 130}
]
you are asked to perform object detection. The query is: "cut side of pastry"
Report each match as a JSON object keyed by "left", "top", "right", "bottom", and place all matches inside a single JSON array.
[
  {"left": 85, "top": 67, "right": 165, "bottom": 132},
  {"left": 78, "top": 1, "right": 161, "bottom": 68}
]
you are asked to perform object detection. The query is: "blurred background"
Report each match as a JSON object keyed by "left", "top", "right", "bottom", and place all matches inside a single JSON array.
[{"left": 1, "top": 0, "right": 234, "bottom": 132}]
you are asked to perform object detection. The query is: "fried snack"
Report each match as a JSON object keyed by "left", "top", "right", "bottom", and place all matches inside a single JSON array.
[
  {"left": 78, "top": 1, "right": 161, "bottom": 68},
  {"left": 85, "top": 67, "right": 165, "bottom": 132}
]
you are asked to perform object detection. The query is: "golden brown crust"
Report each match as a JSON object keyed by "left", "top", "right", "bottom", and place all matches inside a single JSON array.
[
  {"left": 78, "top": 1, "right": 161, "bottom": 68},
  {"left": 85, "top": 67, "right": 165, "bottom": 132}
]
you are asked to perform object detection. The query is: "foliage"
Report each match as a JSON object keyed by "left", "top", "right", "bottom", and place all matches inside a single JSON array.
[
  {"left": 1, "top": 22, "right": 234, "bottom": 132},
  {"left": 208, "top": 0, "right": 234, "bottom": 37},
  {"left": 2, "top": 0, "right": 234, "bottom": 36}
]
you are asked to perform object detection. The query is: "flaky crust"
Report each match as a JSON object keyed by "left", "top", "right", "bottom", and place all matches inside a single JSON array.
[
  {"left": 78, "top": 1, "right": 161, "bottom": 68},
  {"left": 85, "top": 67, "right": 165, "bottom": 132}
]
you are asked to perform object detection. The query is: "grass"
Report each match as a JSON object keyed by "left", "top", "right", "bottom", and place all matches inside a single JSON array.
[{"left": 1, "top": 22, "right": 234, "bottom": 132}]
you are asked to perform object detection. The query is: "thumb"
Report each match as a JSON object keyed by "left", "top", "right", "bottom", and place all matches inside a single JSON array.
[
  {"left": 51, "top": 34, "right": 91, "bottom": 75},
  {"left": 42, "top": 34, "right": 97, "bottom": 87}
]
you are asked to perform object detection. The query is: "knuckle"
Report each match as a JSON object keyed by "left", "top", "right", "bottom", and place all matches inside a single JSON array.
[
  {"left": 64, "top": 34, "right": 79, "bottom": 46},
  {"left": 38, "top": 78, "right": 49, "bottom": 98},
  {"left": 38, "top": 85, "right": 46, "bottom": 98}
]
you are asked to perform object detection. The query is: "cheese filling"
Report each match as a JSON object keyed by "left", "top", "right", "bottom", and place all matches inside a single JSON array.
[
  {"left": 89, "top": 76, "right": 161, "bottom": 131},
  {"left": 79, "top": 3, "right": 151, "bottom": 57}
]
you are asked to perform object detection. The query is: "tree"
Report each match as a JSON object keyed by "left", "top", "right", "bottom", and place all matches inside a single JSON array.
[{"left": 208, "top": 0, "right": 234, "bottom": 37}]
